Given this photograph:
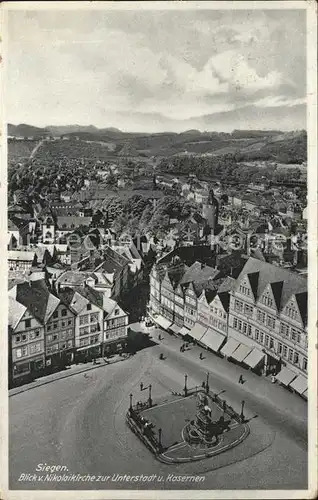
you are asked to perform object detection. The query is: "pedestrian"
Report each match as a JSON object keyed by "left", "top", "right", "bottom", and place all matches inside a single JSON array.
[
  {"left": 238, "top": 374, "right": 244, "bottom": 384},
  {"left": 199, "top": 352, "right": 203, "bottom": 360}
]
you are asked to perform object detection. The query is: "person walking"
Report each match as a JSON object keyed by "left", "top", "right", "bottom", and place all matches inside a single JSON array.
[{"left": 238, "top": 374, "right": 244, "bottom": 384}]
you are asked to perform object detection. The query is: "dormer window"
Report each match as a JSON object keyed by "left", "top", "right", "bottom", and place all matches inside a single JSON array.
[{"left": 87, "top": 303, "right": 92, "bottom": 311}]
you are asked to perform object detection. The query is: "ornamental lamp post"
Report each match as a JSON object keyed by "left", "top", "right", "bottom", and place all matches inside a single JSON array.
[
  {"left": 148, "top": 384, "right": 153, "bottom": 407},
  {"left": 184, "top": 374, "right": 188, "bottom": 396}
]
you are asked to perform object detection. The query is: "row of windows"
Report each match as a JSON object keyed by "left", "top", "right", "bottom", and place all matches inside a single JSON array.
[
  {"left": 107, "top": 317, "right": 126, "bottom": 328},
  {"left": 52, "top": 308, "right": 69, "bottom": 319},
  {"left": 210, "top": 317, "right": 227, "bottom": 333},
  {"left": 79, "top": 323, "right": 101, "bottom": 336},
  {"left": 47, "top": 329, "right": 73, "bottom": 343},
  {"left": 15, "top": 330, "right": 41, "bottom": 343},
  {"left": 105, "top": 328, "right": 126, "bottom": 340},
  {"left": 46, "top": 339, "right": 73, "bottom": 354},
  {"left": 79, "top": 313, "right": 99, "bottom": 326},
  {"left": 47, "top": 318, "right": 73, "bottom": 331},
  {"left": 79, "top": 335, "right": 100, "bottom": 347},
  {"left": 233, "top": 318, "right": 252, "bottom": 337},
  {"left": 15, "top": 342, "right": 42, "bottom": 358},
  {"left": 235, "top": 293, "right": 301, "bottom": 323},
  {"left": 257, "top": 310, "right": 276, "bottom": 329}
]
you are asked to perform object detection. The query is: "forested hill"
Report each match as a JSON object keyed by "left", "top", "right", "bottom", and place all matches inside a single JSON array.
[{"left": 7, "top": 124, "right": 307, "bottom": 164}]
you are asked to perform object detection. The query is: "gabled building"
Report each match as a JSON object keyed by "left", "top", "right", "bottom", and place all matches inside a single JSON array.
[
  {"left": 8, "top": 295, "right": 45, "bottom": 386},
  {"left": 58, "top": 286, "right": 103, "bottom": 360},
  {"left": 11, "top": 279, "right": 76, "bottom": 370},
  {"left": 226, "top": 257, "right": 307, "bottom": 389}
]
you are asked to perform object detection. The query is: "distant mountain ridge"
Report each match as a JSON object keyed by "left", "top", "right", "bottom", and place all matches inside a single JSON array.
[{"left": 7, "top": 123, "right": 307, "bottom": 163}]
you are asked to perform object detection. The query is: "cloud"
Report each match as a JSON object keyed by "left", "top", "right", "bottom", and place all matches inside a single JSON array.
[
  {"left": 7, "top": 9, "right": 306, "bottom": 131},
  {"left": 254, "top": 95, "right": 307, "bottom": 108}
]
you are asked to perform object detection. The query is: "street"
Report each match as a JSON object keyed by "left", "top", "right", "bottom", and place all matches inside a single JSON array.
[{"left": 9, "top": 327, "right": 307, "bottom": 490}]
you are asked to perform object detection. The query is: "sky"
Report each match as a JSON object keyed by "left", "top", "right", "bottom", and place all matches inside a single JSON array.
[{"left": 7, "top": 8, "right": 306, "bottom": 133}]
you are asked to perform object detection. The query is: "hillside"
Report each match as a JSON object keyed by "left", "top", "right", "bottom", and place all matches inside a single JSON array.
[
  {"left": 8, "top": 123, "right": 52, "bottom": 138},
  {"left": 7, "top": 123, "right": 307, "bottom": 164}
]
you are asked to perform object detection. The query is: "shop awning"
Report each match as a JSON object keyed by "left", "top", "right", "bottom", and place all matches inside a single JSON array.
[
  {"left": 275, "top": 367, "right": 297, "bottom": 386},
  {"left": 231, "top": 343, "right": 253, "bottom": 363},
  {"left": 155, "top": 315, "right": 172, "bottom": 331},
  {"left": 220, "top": 338, "right": 240, "bottom": 357},
  {"left": 289, "top": 374, "right": 307, "bottom": 395},
  {"left": 189, "top": 323, "right": 207, "bottom": 342},
  {"left": 243, "top": 348, "right": 265, "bottom": 369},
  {"left": 179, "top": 326, "right": 190, "bottom": 337},
  {"left": 76, "top": 342, "right": 101, "bottom": 352},
  {"left": 200, "top": 329, "right": 226, "bottom": 352},
  {"left": 169, "top": 323, "right": 181, "bottom": 334}
]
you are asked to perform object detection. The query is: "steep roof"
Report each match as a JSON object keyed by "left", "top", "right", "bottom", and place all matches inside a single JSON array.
[
  {"left": 235, "top": 257, "right": 307, "bottom": 317},
  {"left": 58, "top": 288, "right": 88, "bottom": 315},
  {"left": 9, "top": 296, "right": 27, "bottom": 329},
  {"left": 15, "top": 280, "right": 60, "bottom": 323}
]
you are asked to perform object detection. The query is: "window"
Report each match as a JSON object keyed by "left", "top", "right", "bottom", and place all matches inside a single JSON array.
[
  {"left": 67, "top": 339, "right": 73, "bottom": 348},
  {"left": 278, "top": 342, "right": 282, "bottom": 354},
  {"left": 53, "top": 322, "right": 58, "bottom": 330},
  {"left": 61, "top": 309, "right": 67, "bottom": 317},
  {"left": 257, "top": 310, "right": 266, "bottom": 324},
  {"left": 262, "top": 295, "right": 273, "bottom": 307},
  {"left": 280, "top": 322, "right": 290, "bottom": 338},
  {"left": 15, "top": 335, "right": 21, "bottom": 343},
  {"left": 29, "top": 343, "right": 42, "bottom": 354},
  {"left": 239, "top": 284, "right": 250, "bottom": 296},
  {"left": 255, "top": 329, "right": 260, "bottom": 341},
  {"left": 16, "top": 346, "right": 28, "bottom": 358},
  {"left": 269, "top": 337, "right": 274, "bottom": 349},
  {"left": 61, "top": 321, "right": 66, "bottom": 328},
  {"left": 260, "top": 332, "right": 264, "bottom": 343},
  {"left": 244, "top": 304, "right": 253, "bottom": 316},
  {"left": 79, "top": 315, "right": 89, "bottom": 326},
  {"left": 288, "top": 349, "right": 294, "bottom": 362},
  {"left": 303, "top": 357, "right": 307, "bottom": 371},
  {"left": 90, "top": 313, "right": 99, "bottom": 323},
  {"left": 47, "top": 325, "right": 52, "bottom": 331},
  {"left": 53, "top": 310, "right": 58, "bottom": 319},
  {"left": 291, "top": 328, "right": 301, "bottom": 343},
  {"left": 53, "top": 334, "right": 58, "bottom": 340},
  {"left": 243, "top": 323, "right": 247, "bottom": 334},
  {"left": 68, "top": 319, "right": 72, "bottom": 325},
  {"left": 234, "top": 300, "right": 243, "bottom": 312},
  {"left": 294, "top": 352, "right": 299, "bottom": 364},
  {"left": 87, "top": 303, "right": 92, "bottom": 311},
  {"left": 265, "top": 334, "right": 270, "bottom": 347},
  {"left": 35, "top": 330, "right": 40, "bottom": 337},
  {"left": 267, "top": 315, "right": 276, "bottom": 329},
  {"left": 233, "top": 317, "right": 238, "bottom": 329},
  {"left": 114, "top": 308, "right": 119, "bottom": 316},
  {"left": 79, "top": 327, "right": 89, "bottom": 336},
  {"left": 282, "top": 345, "right": 288, "bottom": 358},
  {"left": 47, "top": 334, "right": 53, "bottom": 342},
  {"left": 247, "top": 325, "right": 252, "bottom": 337},
  {"left": 22, "top": 334, "right": 27, "bottom": 341},
  {"left": 25, "top": 319, "right": 31, "bottom": 328}
]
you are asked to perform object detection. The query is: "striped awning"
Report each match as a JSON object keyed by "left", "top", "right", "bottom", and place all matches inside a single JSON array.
[
  {"left": 243, "top": 348, "right": 265, "bottom": 369},
  {"left": 179, "top": 326, "right": 190, "bottom": 337},
  {"left": 231, "top": 344, "right": 253, "bottom": 363},
  {"left": 289, "top": 374, "right": 307, "bottom": 395},
  {"left": 275, "top": 367, "right": 297, "bottom": 386},
  {"left": 170, "top": 323, "right": 182, "bottom": 334},
  {"left": 189, "top": 323, "right": 207, "bottom": 342},
  {"left": 155, "top": 315, "right": 172, "bottom": 331},
  {"left": 220, "top": 338, "right": 240, "bottom": 357},
  {"left": 200, "top": 329, "right": 225, "bottom": 352}
]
